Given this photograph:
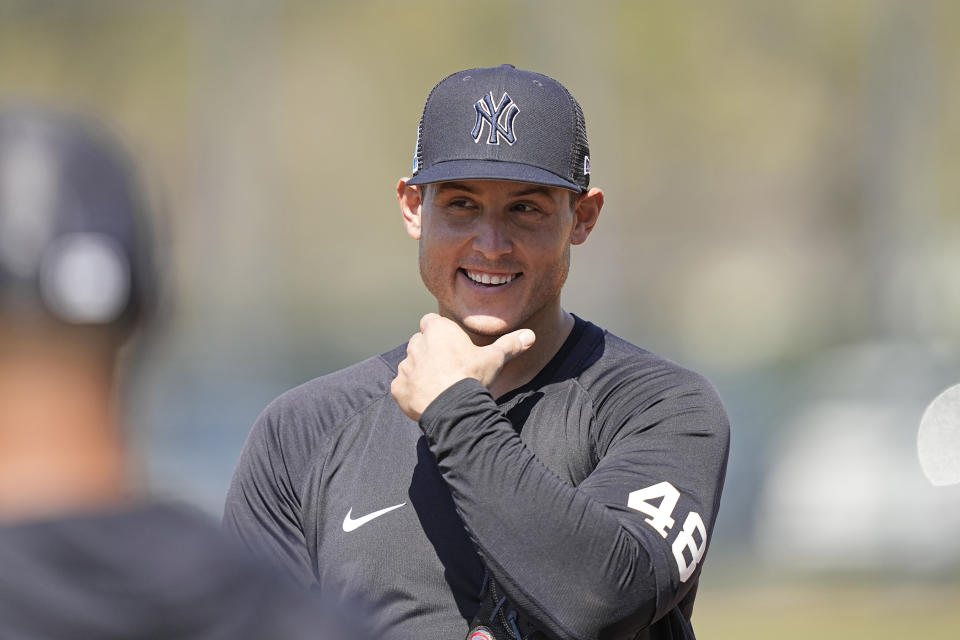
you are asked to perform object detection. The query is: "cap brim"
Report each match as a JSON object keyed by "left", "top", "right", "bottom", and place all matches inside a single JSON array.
[{"left": 406, "top": 159, "right": 582, "bottom": 192}]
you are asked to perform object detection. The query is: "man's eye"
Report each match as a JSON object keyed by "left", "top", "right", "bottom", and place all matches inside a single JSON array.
[{"left": 512, "top": 203, "right": 541, "bottom": 215}]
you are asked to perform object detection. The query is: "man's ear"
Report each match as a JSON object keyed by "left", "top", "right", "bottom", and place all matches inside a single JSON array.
[
  {"left": 571, "top": 187, "right": 603, "bottom": 245},
  {"left": 397, "top": 178, "right": 423, "bottom": 240}
]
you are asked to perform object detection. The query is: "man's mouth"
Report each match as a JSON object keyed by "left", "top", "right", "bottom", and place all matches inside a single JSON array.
[{"left": 461, "top": 269, "right": 520, "bottom": 287}]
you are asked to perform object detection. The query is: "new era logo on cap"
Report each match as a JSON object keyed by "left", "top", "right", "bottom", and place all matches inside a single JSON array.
[{"left": 407, "top": 64, "right": 590, "bottom": 192}]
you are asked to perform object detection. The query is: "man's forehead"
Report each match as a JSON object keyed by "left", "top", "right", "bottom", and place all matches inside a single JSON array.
[{"left": 431, "top": 180, "right": 569, "bottom": 199}]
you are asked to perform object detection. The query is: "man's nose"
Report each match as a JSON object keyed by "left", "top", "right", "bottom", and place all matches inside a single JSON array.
[{"left": 471, "top": 216, "right": 512, "bottom": 258}]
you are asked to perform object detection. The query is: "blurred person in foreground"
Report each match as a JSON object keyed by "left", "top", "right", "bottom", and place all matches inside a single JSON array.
[
  {"left": 0, "top": 109, "right": 363, "bottom": 639},
  {"left": 225, "top": 65, "right": 730, "bottom": 640}
]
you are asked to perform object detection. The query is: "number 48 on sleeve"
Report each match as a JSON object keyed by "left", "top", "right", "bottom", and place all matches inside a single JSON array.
[{"left": 628, "top": 482, "right": 708, "bottom": 583}]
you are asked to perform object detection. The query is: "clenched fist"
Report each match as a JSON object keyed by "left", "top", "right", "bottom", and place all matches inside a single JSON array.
[{"left": 391, "top": 313, "right": 535, "bottom": 421}]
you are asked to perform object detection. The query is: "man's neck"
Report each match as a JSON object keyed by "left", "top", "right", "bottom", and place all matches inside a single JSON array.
[
  {"left": 0, "top": 343, "right": 130, "bottom": 522},
  {"left": 487, "top": 307, "right": 575, "bottom": 399}
]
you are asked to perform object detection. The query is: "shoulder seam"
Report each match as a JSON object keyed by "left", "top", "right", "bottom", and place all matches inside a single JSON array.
[
  {"left": 289, "top": 359, "right": 399, "bottom": 507},
  {"left": 572, "top": 376, "right": 601, "bottom": 469},
  {"left": 569, "top": 330, "right": 605, "bottom": 468},
  {"left": 377, "top": 352, "right": 399, "bottom": 374}
]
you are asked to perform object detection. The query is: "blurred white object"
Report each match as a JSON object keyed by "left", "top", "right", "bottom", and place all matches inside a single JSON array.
[
  {"left": 756, "top": 343, "right": 960, "bottom": 573},
  {"left": 918, "top": 383, "right": 960, "bottom": 486}
]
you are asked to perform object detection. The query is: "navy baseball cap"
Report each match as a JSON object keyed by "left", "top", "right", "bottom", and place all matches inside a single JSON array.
[
  {"left": 407, "top": 64, "right": 591, "bottom": 192},
  {"left": 0, "top": 108, "right": 155, "bottom": 330}
]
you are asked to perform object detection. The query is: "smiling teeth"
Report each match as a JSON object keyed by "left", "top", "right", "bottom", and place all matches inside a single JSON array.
[{"left": 466, "top": 270, "right": 517, "bottom": 285}]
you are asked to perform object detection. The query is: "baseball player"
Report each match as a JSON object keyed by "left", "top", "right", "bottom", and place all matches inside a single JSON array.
[
  {"left": 224, "top": 64, "right": 730, "bottom": 640},
  {"left": 0, "top": 109, "right": 365, "bottom": 639}
]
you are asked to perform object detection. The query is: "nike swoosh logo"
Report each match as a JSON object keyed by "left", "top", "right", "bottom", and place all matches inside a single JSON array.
[{"left": 342, "top": 503, "right": 406, "bottom": 532}]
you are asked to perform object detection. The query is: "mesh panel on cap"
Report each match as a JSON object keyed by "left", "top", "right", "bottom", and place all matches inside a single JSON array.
[
  {"left": 564, "top": 87, "right": 590, "bottom": 191},
  {"left": 412, "top": 69, "right": 461, "bottom": 179}
]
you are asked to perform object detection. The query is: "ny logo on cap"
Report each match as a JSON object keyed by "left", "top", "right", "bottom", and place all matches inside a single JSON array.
[{"left": 471, "top": 92, "right": 519, "bottom": 146}]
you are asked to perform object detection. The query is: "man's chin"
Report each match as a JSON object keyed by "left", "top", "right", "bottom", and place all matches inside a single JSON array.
[{"left": 459, "top": 314, "right": 515, "bottom": 341}]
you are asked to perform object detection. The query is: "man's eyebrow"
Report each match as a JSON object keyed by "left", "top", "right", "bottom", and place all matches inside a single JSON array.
[
  {"left": 434, "top": 182, "right": 479, "bottom": 194},
  {"left": 509, "top": 185, "right": 556, "bottom": 198}
]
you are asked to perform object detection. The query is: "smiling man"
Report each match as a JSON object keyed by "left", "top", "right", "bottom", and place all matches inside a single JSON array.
[{"left": 224, "top": 65, "right": 730, "bottom": 640}]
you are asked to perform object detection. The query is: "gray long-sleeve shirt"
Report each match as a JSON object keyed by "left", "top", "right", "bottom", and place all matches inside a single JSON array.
[{"left": 224, "top": 317, "right": 730, "bottom": 640}]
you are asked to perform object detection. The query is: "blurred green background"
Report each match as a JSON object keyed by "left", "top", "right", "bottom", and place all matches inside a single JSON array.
[{"left": 2, "top": 0, "right": 958, "bottom": 637}]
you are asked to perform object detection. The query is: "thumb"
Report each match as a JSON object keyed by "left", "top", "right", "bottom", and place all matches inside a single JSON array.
[{"left": 490, "top": 328, "right": 536, "bottom": 364}]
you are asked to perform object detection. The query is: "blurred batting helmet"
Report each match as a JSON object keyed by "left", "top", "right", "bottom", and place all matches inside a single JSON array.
[{"left": 0, "top": 108, "right": 155, "bottom": 335}]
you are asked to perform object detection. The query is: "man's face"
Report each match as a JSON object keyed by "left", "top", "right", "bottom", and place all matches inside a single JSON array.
[{"left": 414, "top": 179, "right": 580, "bottom": 340}]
